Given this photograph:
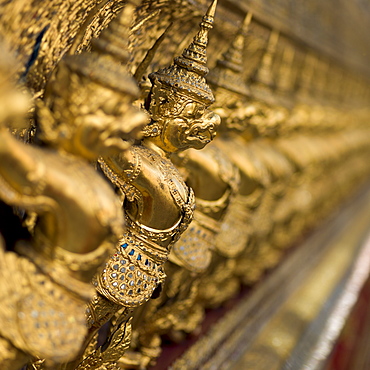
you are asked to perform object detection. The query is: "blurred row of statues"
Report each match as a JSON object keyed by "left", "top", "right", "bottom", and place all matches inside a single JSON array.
[{"left": 0, "top": 0, "right": 370, "bottom": 369}]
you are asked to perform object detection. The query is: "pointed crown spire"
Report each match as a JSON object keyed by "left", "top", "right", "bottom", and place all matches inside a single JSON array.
[
  {"left": 176, "top": 0, "right": 217, "bottom": 77},
  {"left": 253, "top": 29, "right": 279, "bottom": 87},
  {"left": 91, "top": 0, "right": 141, "bottom": 64},
  {"left": 63, "top": 1, "right": 139, "bottom": 97},
  {"left": 207, "top": 12, "right": 252, "bottom": 98},
  {"left": 149, "top": 0, "right": 218, "bottom": 106}
]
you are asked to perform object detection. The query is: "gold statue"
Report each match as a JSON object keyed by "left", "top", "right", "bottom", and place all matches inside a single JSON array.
[
  {"left": 0, "top": 8, "right": 147, "bottom": 366},
  {"left": 0, "top": 43, "right": 35, "bottom": 370},
  {"left": 207, "top": 14, "right": 272, "bottom": 285},
  {"left": 71, "top": 1, "right": 221, "bottom": 369},
  {"left": 194, "top": 13, "right": 256, "bottom": 308}
]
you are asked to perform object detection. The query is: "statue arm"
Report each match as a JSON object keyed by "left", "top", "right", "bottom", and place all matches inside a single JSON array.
[
  {"left": 103, "top": 149, "right": 135, "bottom": 175},
  {"left": 0, "top": 130, "right": 44, "bottom": 199}
]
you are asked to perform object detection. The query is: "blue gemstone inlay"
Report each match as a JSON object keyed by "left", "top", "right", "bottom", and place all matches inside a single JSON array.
[
  {"left": 128, "top": 249, "right": 135, "bottom": 256},
  {"left": 145, "top": 259, "right": 149, "bottom": 266},
  {"left": 121, "top": 243, "right": 128, "bottom": 249},
  {"left": 137, "top": 254, "right": 142, "bottom": 261}
]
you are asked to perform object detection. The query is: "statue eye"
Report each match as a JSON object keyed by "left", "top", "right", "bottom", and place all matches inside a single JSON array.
[
  {"left": 159, "top": 97, "right": 168, "bottom": 106},
  {"left": 183, "top": 105, "right": 196, "bottom": 117},
  {"left": 195, "top": 106, "right": 205, "bottom": 118}
]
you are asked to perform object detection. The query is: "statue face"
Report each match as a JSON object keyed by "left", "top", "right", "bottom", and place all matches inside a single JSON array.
[
  {"left": 51, "top": 77, "right": 148, "bottom": 160},
  {"left": 176, "top": 101, "right": 220, "bottom": 150},
  {"left": 74, "top": 87, "right": 148, "bottom": 159},
  {"left": 152, "top": 99, "right": 220, "bottom": 153}
]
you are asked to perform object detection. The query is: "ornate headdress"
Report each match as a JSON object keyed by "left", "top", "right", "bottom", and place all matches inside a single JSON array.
[
  {"left": 41, "top": 2, "right": 142, "bottom": 146},
  {"left": 148, "top": 0, "right": 218, "bottom": 106},
  {"left": 61, "top": 1, "right": 140, "bottom": 97},
  {"left": 207, "top": 12, "right": 252, "bottom": 100}
]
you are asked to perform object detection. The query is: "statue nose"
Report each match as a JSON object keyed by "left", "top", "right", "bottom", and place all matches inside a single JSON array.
[{"left": 206, "top": 111, "right": 221, "bottom": 126}]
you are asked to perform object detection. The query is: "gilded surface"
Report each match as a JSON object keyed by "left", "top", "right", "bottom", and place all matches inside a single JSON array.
[{"left": 0, "top": 0, "right": 370, "bottom": 369}]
